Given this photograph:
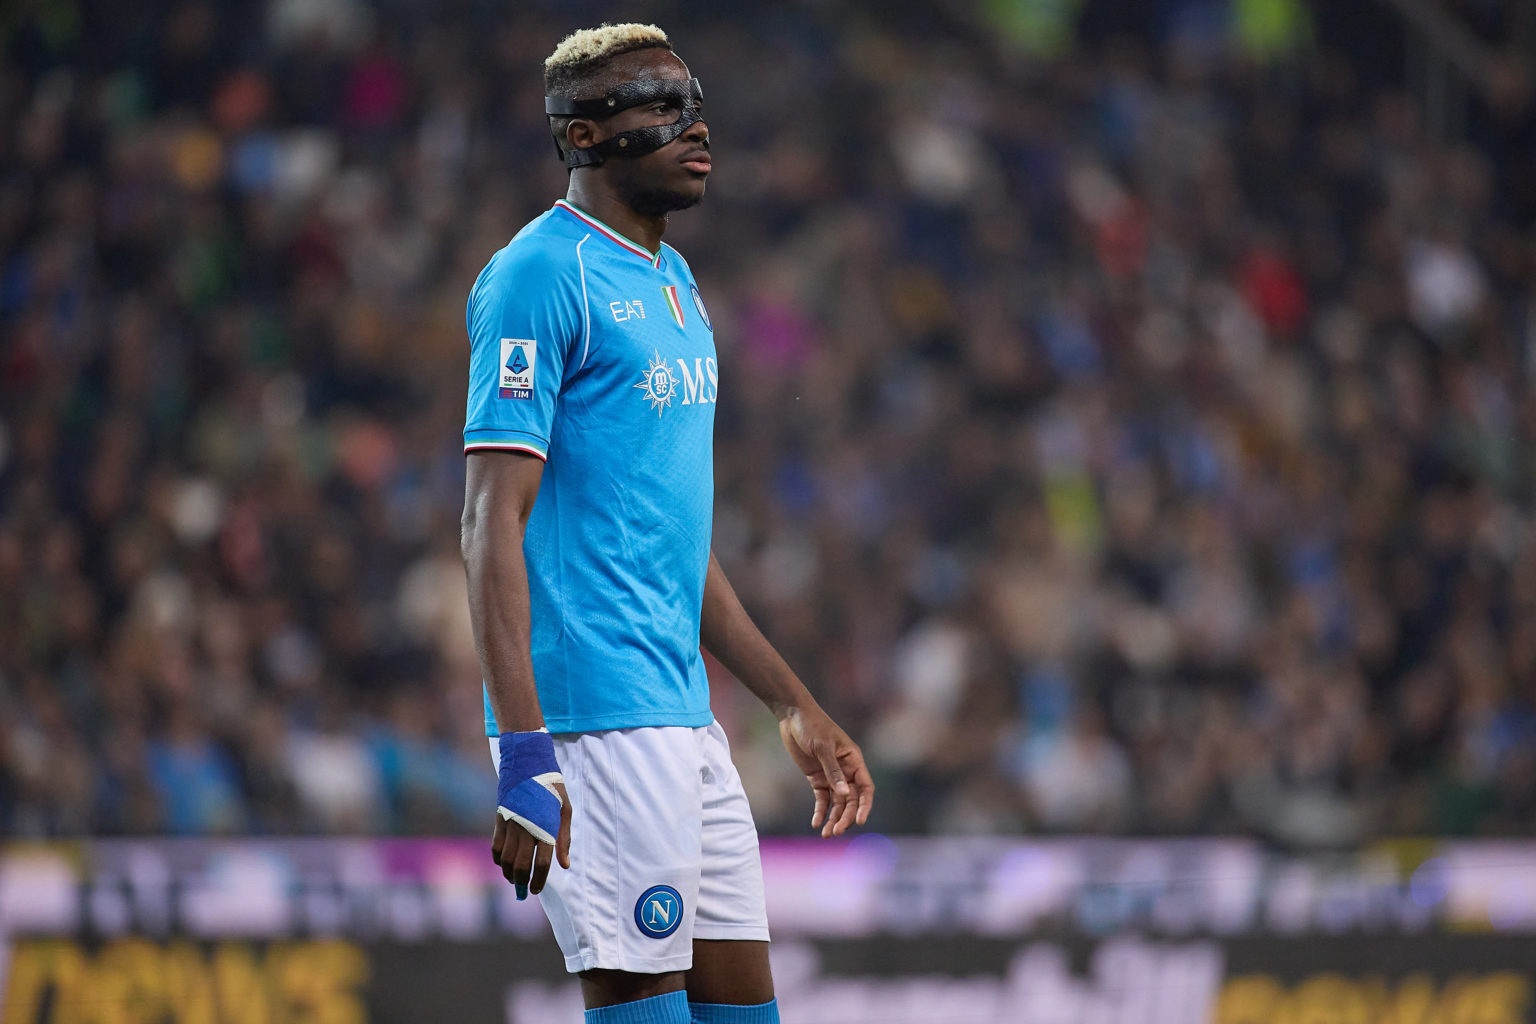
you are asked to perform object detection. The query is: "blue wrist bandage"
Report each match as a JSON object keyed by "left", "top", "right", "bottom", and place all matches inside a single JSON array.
[{"left": 497, "top": 729, "right": 564, "bottom": 845}]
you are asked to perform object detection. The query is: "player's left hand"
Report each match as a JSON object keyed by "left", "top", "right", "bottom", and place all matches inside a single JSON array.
[
  {"left": 778, "top": 702, "right": 875, "bottom": 838},
  {"left": 492, "top": 729, "right": 572, "bottom": 899}
]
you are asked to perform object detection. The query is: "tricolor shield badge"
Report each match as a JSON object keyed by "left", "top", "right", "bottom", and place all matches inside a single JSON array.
[{"left": 660, "top": 285, "right": 686, "bottom": 329}]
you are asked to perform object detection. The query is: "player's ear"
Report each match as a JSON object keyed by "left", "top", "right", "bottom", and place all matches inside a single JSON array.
[{"left": 565, "top": 118, "right": 603, "bottom": 156}]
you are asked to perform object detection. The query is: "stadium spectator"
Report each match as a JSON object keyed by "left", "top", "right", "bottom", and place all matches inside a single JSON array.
[{"left": 2, "top": 1, "right": 1534, "bottom": 847}]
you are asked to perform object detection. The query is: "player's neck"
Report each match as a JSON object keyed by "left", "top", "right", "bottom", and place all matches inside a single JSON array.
[{"left": 563, "top": 184, "right": 666, "bottom": 256}]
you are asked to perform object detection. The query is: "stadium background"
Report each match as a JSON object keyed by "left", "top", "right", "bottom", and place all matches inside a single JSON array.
[{"left": 2, "top": 0, "right": 1535, "bottom": 1020}]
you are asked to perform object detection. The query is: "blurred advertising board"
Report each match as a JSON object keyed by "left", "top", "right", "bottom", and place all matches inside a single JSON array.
[{"left": 2, "top": 837, "right": 1533, "bottom": 1023}]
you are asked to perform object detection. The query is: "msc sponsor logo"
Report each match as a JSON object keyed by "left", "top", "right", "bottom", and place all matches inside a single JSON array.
[
  {"left": 634, "top": 353, "right": 717, "bottom": 415},
  {"left": 634, "top": 350, "right": 681, "bottom": 415},
  {"left": 674, "top": 356, "right": 717, "bottom": 405},
  {"left": 634, "top": 885, "right": 684, "bottom": 939}
]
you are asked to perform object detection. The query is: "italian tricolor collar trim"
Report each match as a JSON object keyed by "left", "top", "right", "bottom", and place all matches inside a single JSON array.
[{"left": 555, "top": 200, "right": 662, "bottom": 268}]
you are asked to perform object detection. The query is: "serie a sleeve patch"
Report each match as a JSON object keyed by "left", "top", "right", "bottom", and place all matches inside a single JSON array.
[{"left": 499, "top": 338, "right": 536, "bottom": 399}]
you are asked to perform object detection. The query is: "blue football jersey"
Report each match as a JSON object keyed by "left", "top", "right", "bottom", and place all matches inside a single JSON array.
[{"left": 466, "top": 200, "right": 719, "bottom": 734}]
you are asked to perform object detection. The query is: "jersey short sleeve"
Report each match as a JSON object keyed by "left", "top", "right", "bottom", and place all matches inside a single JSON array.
[{"left": 464, "top": 243, "right": 587, "bottom": 459}]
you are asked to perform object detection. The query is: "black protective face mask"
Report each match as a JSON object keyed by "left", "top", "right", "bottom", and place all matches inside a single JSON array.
[{"left": 545, "top": 78, "right": 704, "bottom": 170}]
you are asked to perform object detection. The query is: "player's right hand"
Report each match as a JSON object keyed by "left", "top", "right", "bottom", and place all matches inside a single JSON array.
[{"left": 492, "top": 730, "right": 572, "bottom": 899}]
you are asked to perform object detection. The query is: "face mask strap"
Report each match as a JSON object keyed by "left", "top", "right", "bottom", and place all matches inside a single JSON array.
[
  {"left": 545, "top": 78, "right": 703, "bottom": 168},
  {"left": 561, "top": 108, "right": 703, "bottom": 169}
]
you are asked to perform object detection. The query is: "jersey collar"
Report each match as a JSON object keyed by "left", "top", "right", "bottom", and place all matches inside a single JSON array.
[{"left": 555, "top": 200, "right": 663, "bottom": 269}]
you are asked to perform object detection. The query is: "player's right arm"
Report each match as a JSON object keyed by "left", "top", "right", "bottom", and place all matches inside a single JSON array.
[
  {"left": 462, "top": 451, "right": 572, "bottom": 897},
  {"left": 461, "top": 241, "right": 586, "bottom": 898},
  {"left": 462, "top": 452, "right": 548, "bottom": 735}
]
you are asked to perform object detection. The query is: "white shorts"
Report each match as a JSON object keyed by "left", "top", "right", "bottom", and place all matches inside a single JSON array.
[{"left": 489, "top": 720, "right": 770, "bottom": 974}]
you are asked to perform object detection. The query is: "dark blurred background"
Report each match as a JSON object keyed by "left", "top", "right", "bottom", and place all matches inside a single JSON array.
[{"left": 2, "top": 0, "right": 1535, "bottom": 849}]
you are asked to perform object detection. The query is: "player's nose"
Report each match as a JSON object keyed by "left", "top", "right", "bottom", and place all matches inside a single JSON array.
[{"left": 683, "top": 115, "right": 709, "bottom": 147}]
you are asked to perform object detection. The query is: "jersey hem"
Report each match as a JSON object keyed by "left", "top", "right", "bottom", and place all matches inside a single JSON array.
[
  {"left": 463, "top": 428, "right": 548, "bottom": 459},
  {"left": 485, "top": 708, "right": 715, "bottom": 736},
  {"left": 463, "top": 442, "right": 546, "bottom": 460}
]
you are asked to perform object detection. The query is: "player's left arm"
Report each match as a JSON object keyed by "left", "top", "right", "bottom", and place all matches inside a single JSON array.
[{"left": 700, "top": 551, "right": 874, "bottom": 837}]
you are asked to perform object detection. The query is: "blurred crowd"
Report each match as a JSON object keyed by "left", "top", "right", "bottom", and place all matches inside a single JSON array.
[{"left": 2, "top": 0, "right": 1535, "bottom": 845}]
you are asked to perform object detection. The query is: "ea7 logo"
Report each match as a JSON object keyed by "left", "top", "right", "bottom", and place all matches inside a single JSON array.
[{"left": 611, "top": 300, "right": 646, "bottom": 322}]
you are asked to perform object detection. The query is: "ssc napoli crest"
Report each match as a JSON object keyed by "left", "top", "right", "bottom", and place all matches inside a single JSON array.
[
  {"left": 634, "top": 885, "right": 684, "bottom": 939},
  {"left": 690, "top": 284, "right": 711, "bottom": 331}
]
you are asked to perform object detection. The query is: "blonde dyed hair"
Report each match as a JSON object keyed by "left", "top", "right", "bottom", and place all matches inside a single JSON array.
[{"left": 544, "top": 23, "right": 671, "bottom": 79}]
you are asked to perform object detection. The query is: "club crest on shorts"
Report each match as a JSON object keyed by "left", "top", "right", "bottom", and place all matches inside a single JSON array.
[{"left": 634, "top": 885, "right": 684, "bottom": 939}]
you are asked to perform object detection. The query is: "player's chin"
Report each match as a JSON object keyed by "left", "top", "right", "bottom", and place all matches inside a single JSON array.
[
  {"left": 666, "top": 168, "right": 709, "bottom": 203},
  {"left": 628, "top": 183, "right": 705, "bottom": 216}
]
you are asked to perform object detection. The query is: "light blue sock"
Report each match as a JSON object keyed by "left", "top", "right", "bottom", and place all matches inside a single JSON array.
[
  {"left": 585, "top": 990, "right": 691, "bottom": 1024},
  {"left": 688, "top": 998, "right": 780, "bottom": 1024}
]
